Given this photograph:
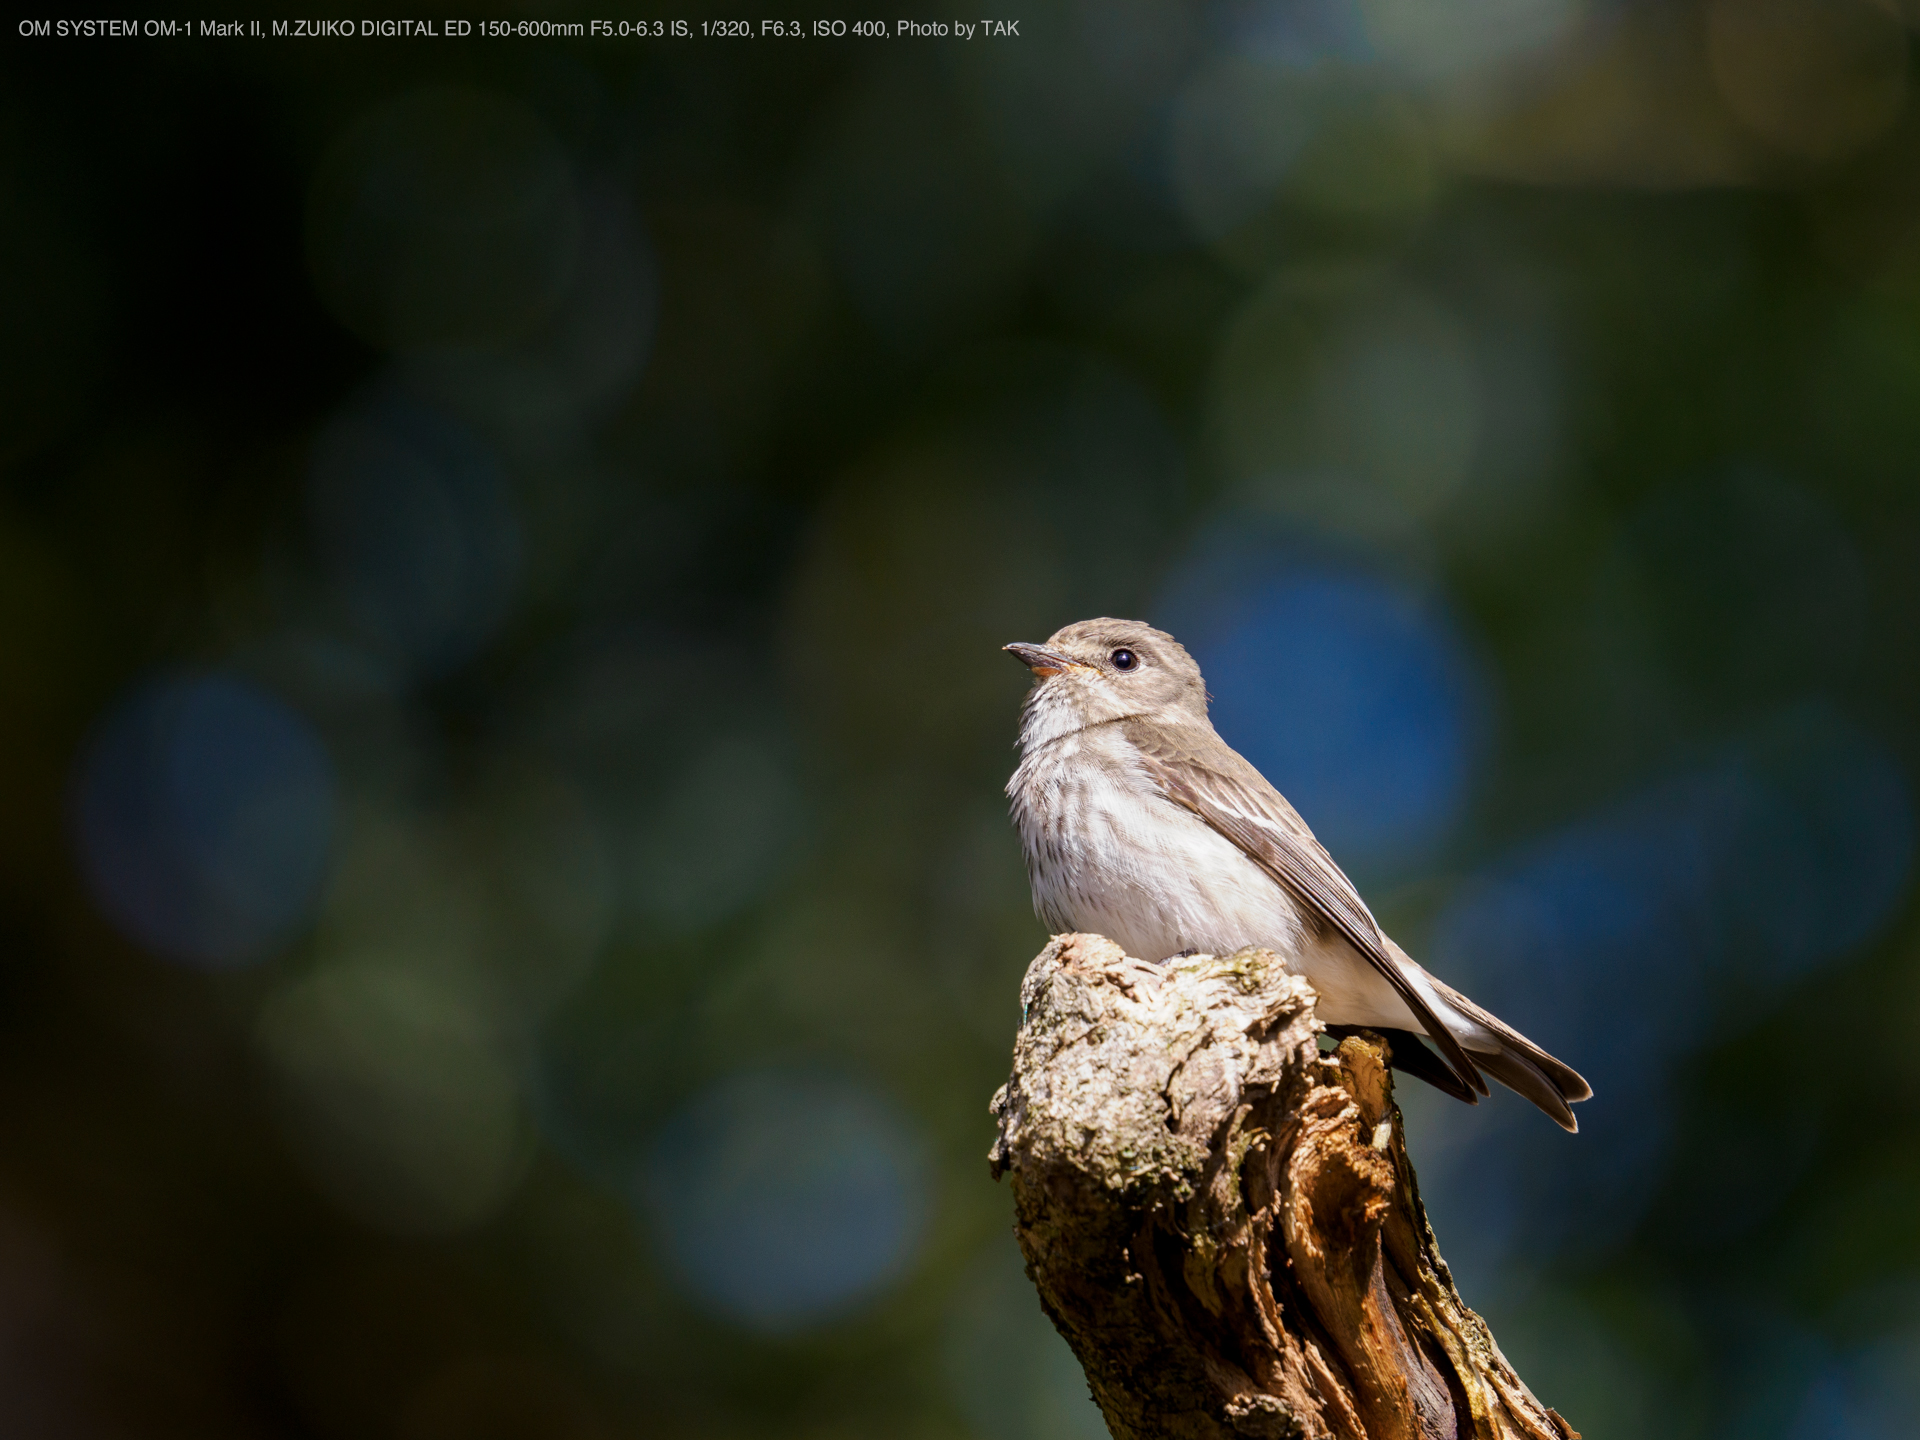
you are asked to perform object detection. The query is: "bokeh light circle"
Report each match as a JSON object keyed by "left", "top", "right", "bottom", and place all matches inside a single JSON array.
[
  {"left": 256, "top": 963, "right": 529, "bottom": 1236},
  {"left": 1169, "top": 62, "right": 1434, "bottom": 255},
  {"left": 1718, "top": 705, "right": 1915, "bottom": 980},
  {"left": 1212, "top": 279, "right": 1484, "bottom": 519},
  {"left": 627, "top": 731, "right": 805, "bottom": 936},
  {"left": 71, "top": 671, "right": 335, "bottom": 967},
  {"left": 1706, "top": 0, "right": 1908, "bottom": 162},
  {"left": 1358, "top": 0, "right": 1586, "bottom": 83},
  {"left": 1158, "top": 533, "right": 1488, "bottom": 871},
  {"left": 1168, "top": 59, "right": 1316, "bottom": 245},
  {"left": 1419, "top": 702, "right": 1912, "bottom": 1273},
  {"left": 640, "top": 1069, "right": 929, "bottom": 1331},
  {"left": 307, "top": 391, "right": 523, "bottom": 678}
]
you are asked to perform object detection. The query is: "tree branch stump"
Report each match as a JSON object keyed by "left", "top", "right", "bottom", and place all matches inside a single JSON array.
[{"left": 988, "top": 934, "right": 1579, "bottom": 1440}]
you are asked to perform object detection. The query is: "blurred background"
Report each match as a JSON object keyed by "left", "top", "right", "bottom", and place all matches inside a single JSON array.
[{"left": 3, "top": 1, "right": 1920, "bottom": 1435}]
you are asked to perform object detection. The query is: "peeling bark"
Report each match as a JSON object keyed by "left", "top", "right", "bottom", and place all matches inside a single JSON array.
[{"left": 989, "top": 934, "right": 1579, "bottom": 1440}]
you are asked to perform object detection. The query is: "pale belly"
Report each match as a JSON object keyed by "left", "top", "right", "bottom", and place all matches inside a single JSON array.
[{"left": 1010, "top": 736, "right": 1421, "bottom": 1031}]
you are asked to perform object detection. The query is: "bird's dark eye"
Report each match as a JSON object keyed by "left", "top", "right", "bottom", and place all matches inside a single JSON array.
[{"left": 1110, "top": 648, "right": 1138, "bottom": 671}]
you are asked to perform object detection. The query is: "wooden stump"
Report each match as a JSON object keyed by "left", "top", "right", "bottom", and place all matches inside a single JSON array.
[{"left": 988, "top": 934, "right": 1579, "bottom": 1440}]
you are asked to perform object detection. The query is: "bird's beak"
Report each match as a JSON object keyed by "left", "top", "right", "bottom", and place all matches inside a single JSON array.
[{"left": 1004, "top": 642, "right": 1076, "bottom": 678}]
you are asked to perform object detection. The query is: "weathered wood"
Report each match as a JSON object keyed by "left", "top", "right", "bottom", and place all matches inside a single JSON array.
[{"left": 989, "top": 934, "right": 1578, "bottom": 1440}]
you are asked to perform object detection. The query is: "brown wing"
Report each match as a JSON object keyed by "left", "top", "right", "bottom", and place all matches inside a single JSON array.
[{"left": 1122, "top": 717, "right": 1489, "bottom": 1099}]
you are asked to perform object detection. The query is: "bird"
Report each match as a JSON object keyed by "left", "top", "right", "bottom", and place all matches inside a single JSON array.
[{"left": 1004, "top": 617, "right": 1590, "bottom": 1131}]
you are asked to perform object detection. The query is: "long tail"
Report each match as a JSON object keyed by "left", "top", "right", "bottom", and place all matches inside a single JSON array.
[
  {"left": 1370, "top": 944, "right": 1592, "bottom": 1133},
  {"left": 1432, "top": 973, "right": 1591, "bottom": 1132}
]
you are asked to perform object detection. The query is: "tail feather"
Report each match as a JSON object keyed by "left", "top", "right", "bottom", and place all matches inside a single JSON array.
[
  {"left": 1428, "top": 973, "right": 1594, "bottom": 1106},
  {"left": 1467, "top": 1045, "right": 1579, "bottom": 1133},
  {"left": 1375, "top": 946, "right": 1592, "bottom": 1130}
]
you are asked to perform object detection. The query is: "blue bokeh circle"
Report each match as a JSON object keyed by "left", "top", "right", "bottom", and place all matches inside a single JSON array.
[
  {"left": 1157, "top": 535, "right": 1487, "bottom": 871},
  {"left": 72, "top": 671, "right": 336, "bottom": 967},
  {"left": 639, "top": 1068, "right": 929, "bottom": 1332}
]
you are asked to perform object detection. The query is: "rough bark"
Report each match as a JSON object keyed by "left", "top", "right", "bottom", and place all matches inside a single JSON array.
[{"left": 988, "top": 934, "right": 1579, "bottom": 1440}]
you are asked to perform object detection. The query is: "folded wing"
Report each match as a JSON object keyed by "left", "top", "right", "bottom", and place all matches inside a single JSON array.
[{"left": 1123, "top": 718, "right": 1489, "bottom": 1100}]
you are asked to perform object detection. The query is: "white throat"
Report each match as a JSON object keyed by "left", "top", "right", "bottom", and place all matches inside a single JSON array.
[{"left": 1017, "top": 680, "right": 1119, "bottom": 753}]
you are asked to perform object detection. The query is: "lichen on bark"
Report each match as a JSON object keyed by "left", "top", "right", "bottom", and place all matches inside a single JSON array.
[{"left": 989, "top": 933, "right": 1579, "bottom": 1440}]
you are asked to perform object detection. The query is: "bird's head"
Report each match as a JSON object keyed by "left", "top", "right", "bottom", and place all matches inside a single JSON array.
[{"left": 1004, "top": 618, "right": 1208, "bottom": 741}]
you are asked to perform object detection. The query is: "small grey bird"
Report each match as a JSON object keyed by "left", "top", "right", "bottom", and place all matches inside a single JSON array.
[{"left": 1005, "top": 617, "right": 1590, "bottom": 1131}]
